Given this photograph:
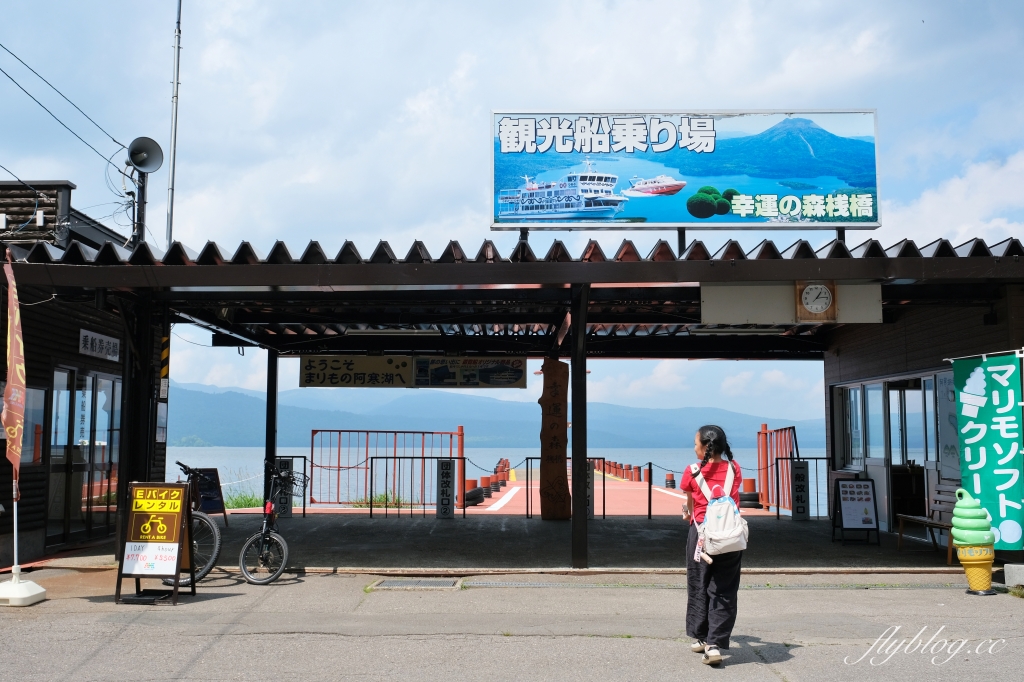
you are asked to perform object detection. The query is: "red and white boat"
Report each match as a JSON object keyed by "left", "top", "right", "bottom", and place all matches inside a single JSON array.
[{"left": 622, "top": 174, "right": 686, "bottom": 197}]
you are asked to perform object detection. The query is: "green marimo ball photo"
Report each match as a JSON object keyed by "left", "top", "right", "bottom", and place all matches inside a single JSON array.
[{"left": 686, "top": 186, "right": 736, "bottom": 219}]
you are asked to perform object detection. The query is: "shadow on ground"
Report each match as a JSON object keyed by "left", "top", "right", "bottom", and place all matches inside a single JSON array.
[{"left": 211, "top": 514, "right": 952, "bottom": 569}]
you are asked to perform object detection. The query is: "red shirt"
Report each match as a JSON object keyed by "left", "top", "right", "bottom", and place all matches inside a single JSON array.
[{"left": 681, "top": 460, "right": 742, "bottom": 523}]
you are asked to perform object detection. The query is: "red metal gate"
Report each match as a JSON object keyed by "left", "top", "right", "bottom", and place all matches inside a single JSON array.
[
  {"left": 757, "top": 424, "right": 798, "bottom": 512},
  {"left": 309, "top": 427, "right": 464, "bottom": 507}
]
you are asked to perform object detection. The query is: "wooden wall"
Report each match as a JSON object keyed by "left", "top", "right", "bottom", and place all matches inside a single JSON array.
[
  {"left": 823, "top": 284, "right": 1024, "bottom": 466},
  {"left": 0, "top": 286, "right": 126, "bottom": 536}
]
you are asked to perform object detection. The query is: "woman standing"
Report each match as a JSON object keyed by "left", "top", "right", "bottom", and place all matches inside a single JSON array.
[{"left": 681, "top": 425, "right": 743, "bottom": 666}]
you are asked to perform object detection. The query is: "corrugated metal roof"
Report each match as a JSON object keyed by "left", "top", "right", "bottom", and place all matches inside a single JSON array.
[{"left": 10, "top": 236, "right": 1024, "bottom": 266}]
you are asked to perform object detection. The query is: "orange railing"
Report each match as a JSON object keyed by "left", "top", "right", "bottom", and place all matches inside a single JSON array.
[
  {"left": 757, "top": 424, "right": 798, "bottom": 512},
  {"left": 309, "top": 427, "right": 464, "bottom": 507}
]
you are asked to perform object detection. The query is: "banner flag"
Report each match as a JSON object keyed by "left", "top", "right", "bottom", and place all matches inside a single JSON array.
[
  {"left": 952, "top": 351, "right": 1024, "bottom": 550},
  {"left": 2, "top": 249, "right": 26, "bottom": 497}
]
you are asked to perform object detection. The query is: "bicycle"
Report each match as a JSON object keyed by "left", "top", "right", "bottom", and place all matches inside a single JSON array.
[
  {"left": 238, "top": 467, "right": 308, "bottom": 585},
  {"left": 162, "top": 461, "right": 223, "bottom": 587}
]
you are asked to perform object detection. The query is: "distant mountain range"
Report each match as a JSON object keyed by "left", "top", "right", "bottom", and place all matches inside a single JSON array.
[{"left": 167, "top": 381, "right": 826, "bottom": 449}]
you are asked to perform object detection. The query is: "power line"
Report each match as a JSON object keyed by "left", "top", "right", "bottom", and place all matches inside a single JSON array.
[
  {"left": 0, "top": 40, "right": 125, "bottom": 149},
  {"left": 0, "top": 64, "right": 121, "bottom": 171}
]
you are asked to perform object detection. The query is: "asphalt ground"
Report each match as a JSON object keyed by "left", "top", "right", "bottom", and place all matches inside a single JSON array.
[{"left": 0, "top": 566, "right": 1021, "bottom": 681}]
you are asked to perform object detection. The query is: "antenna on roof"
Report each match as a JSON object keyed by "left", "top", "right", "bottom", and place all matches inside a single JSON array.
[{"left": 165, "top": 0, "right": 183, "bottom": 247}]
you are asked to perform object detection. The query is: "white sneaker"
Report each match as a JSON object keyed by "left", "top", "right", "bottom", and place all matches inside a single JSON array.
[
  {"left": 702, "top": 646, "right": 722, "bottom": 666},
  {"left": 690, "top": 639, "right": 707, "bottom": 653}
]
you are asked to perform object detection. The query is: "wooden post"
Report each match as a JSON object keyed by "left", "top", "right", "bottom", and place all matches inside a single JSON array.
[{"left": 538, "top": 358, "right": 571, "bottom": 520}]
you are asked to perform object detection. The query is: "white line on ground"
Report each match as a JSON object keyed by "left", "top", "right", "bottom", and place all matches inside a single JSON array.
[
  {"left": 653, "top": 487, "right": 688, "bottom": 500},
  {"left": 485, "top": 486, "right": 521, "bottom": 511}
]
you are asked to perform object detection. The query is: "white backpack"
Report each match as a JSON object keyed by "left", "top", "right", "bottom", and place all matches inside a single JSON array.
[{"left": 691, "top": 462, "right": 749, "bottom": 555}]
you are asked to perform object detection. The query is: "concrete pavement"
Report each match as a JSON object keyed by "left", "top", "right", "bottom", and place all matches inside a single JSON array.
[{"left": 1, "top": 566, "right": 1020, "bottom": 681}]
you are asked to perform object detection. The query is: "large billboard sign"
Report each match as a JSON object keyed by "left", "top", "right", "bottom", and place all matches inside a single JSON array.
[{"left": 492, "top": 110, "right": 878, "bottom": 230}]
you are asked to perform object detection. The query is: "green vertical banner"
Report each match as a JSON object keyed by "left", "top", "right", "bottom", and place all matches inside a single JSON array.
[{"left": 952, "top": 351, "right": 1024, "bottom": 550}]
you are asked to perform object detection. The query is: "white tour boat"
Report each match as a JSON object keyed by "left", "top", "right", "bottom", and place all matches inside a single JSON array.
[
  {"left": 498, "top": 158, "right": 627, "bottom": 221},
  {"left": 621, "top": 174, "right": 687, "bottom": 197}
]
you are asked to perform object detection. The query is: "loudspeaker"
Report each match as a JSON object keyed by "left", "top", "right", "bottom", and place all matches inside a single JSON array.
[{"left": 126, "top": 137, "right": 164, "bottom": 173}]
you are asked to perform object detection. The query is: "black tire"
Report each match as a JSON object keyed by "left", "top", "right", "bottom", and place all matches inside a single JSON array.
[
  {"left": 162, "top": 511, "right": 221, "bottom": 587},
  {"left": 739, "top": 492, "right": 760, "bottom": 502},
  {"left": 740, "top": 501, "right": 763, "bottom": 509},
  {"left": 239, "top": 532, "right": 289, "bottom": 585}
]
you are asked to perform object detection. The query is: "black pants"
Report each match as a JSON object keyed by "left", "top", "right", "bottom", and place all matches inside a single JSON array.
[{"left": 685, "top": 521, "right": 742, "bottom": 649}]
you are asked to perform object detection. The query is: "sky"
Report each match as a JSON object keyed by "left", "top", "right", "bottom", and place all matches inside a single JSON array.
[{"left": 3, "top": 1, "right": 1024, "bottom": 420}]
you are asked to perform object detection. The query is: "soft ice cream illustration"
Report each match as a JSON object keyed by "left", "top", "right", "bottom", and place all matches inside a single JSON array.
[
  {"left": 951, "top": 488, "right": 996, "bottom": 595},
  {"left": 959, "top": 367, "right": 988, "bottom": 418}
]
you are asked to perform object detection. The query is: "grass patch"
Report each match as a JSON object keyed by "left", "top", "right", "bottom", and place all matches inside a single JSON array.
[
  {"left": 1009, "top": 585, "right": 1024, "bottom": 599},
  {"left": 224, "top": 490, "right": 263, "bottom": 509},
  {"left": 350, "top": 492, "right": 408, "bottom": 508}
]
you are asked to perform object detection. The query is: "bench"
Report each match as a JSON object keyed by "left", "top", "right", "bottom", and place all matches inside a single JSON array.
[{"left": 896, "top": 483, "right": 958, "bottom": 565}]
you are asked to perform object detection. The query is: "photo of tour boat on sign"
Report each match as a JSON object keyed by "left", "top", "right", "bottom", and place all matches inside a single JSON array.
[
  {"left": 492, "top": 111, "right": 878, "bottom": 229},
  {"left": 622, "top": 175, "right": 687, "bottom": 197}
]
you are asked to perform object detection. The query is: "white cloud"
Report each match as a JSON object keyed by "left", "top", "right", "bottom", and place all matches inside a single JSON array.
[
  {"left": 879, "top": 150, "right": 1024, "bottom": 247},
  {"left": 721, "top": 371, "right": 754, "bottom": 396}
]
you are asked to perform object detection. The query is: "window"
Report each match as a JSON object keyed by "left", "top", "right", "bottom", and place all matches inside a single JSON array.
[
  {"left": 865, "top": 383, "right": 884, "bottom": 459},
  {"left": 904, "top": 385, "right": 925, "bottom": 465},
  {"left": 889, "top": 388, "right": 904, "bottom": 465},
  {"left": 844, "top": 386, "right": 864, "bottom": 469},
  {"left": 23, "top": 387, "right": 46, "bottom": 464},
  {"left": 924, "top": 378, "right": 937, "bottom": 461}
]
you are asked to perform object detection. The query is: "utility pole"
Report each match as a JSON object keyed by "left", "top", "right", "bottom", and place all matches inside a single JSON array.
[{"left": 165, "top": 0, "right": 183, "bottom": 247}]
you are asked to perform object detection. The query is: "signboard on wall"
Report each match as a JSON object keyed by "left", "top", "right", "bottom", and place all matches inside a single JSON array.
[
  {"left": 413, "top": 357, "right": 526, "bottom": 388},
  {"left": 299, "top": 356, "right": 526, "bottom": 389},
  {"left": 952, "top": 351, "right": 1024, "bottom": 551},
  {"left": 79, "top": 329, "right": 120, "bottom": 362},
  {"left": 492, "top": 110, "right": 878, "bottom": 230},
  {"left": 299, "top": 355, "right": 413, "bottom": 387}
]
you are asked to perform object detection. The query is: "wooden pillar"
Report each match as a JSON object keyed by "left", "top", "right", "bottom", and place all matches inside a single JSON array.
[
  {"left": 571, "top": 283, "right": 590, "bottom": 568},
  {"left": 538, "top": 358, "right": 570, "bottom": 520}
]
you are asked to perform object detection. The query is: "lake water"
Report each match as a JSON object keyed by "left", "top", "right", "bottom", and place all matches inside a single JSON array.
[
  {"left": 525, "top": 156, "right": 857, "bottom": 225},
  {"left": 167, "top": 446, "right": 830, "bottom": 514}
]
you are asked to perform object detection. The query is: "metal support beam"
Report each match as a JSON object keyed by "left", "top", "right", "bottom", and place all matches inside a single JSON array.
[
  {"left": 677, "top": 228, "right": 686, "bottom": 256},
  {"left": 570, "top": 283, "right": 590, "bottom": 569},
  {"left": 264, "top": 348, "right": 279, "bottom": 501}
]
